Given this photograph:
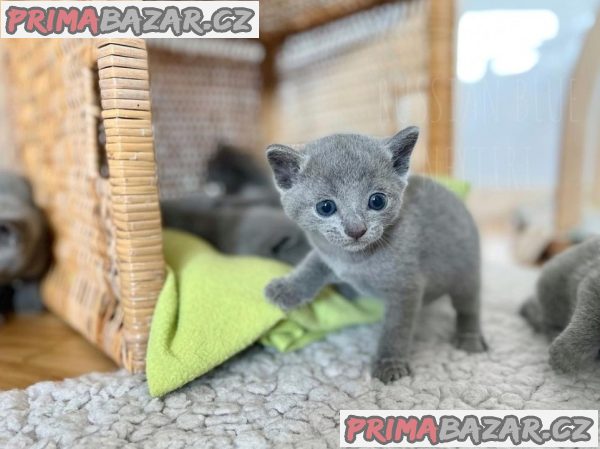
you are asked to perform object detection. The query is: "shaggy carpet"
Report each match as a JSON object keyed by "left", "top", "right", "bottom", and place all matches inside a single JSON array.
[{"left": 1, "top": 261, "right": 600, "bottom": 448}]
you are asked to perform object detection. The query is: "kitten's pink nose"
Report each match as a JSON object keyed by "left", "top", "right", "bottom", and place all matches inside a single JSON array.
[{"left": 345, "top": 225, "right": 367, "bottom": 240}]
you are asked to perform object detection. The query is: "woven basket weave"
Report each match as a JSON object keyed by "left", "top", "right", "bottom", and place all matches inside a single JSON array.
[{"left": 4, "top": 0, "right": 454, "bottom": 372}]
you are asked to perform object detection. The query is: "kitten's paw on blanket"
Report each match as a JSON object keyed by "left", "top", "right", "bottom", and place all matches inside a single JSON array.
[
  {"left": 265, "top": 277, "right": 305, "bottom": 311},
  {"left": 454, "top": 332, "right": 488, "bottom": 353},
  {"left": 372, "top": 357, "right": 411, "bottom": 383}
]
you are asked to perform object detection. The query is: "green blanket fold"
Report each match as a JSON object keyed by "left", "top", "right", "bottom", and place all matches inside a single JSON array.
[{"left": 146, "top": 229, "right": 383, "bottom": 397}]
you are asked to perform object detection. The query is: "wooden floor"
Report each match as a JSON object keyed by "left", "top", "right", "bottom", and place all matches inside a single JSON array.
[{"left": 0, "top": 312, "right": 116, "bottom": 391}]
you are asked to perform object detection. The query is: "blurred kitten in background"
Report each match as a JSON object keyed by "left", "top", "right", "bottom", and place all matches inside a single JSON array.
[
  {"left": 161, "top": 143, "right": 309, "bottom": 265},
  {"left": 204, "top": 143, "right": 280, "bottom": 206},
  {"left": 0, "top": 171, "right": 51, "bottom": 315}
]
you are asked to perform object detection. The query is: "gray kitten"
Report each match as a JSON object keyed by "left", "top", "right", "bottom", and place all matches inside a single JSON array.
[
  {"left": 0, "top": 171, "right": 51, "bottom": 314},
  {"left": 0, "top": 171, "right": 50, "bottom": 285},
  {"left": 264, "top": 127, "right": 487, "bottom": 383},
  {"left": 521, "top": 237, "right": 600, "bottom": 372}
]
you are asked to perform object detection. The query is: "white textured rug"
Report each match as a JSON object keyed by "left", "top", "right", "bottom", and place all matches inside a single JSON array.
[{"left": 1, "top": 262, "right": 600, "bottom": 449}]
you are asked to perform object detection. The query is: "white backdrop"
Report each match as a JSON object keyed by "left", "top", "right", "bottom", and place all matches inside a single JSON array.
[{"left": 454, "top": 0, "right": 600, "bottom": 188}]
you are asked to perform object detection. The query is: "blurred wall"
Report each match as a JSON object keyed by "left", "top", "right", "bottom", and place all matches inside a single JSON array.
[
  {"left": 455, "top": 0, "right": 600, "bottom": 188},
  {"left": 0, "top": 45, "right": 16, "bottom": 169}
]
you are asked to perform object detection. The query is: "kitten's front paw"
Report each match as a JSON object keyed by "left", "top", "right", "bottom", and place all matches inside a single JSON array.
[
  {"left": 372, "top": 357, "right": 412, "bottom": 384},
  {"left": 454, "top": 332, "right": 488, "bottom": 353},
  {"left": 264, "top": 277, "right": 305, "bottom": 311}
]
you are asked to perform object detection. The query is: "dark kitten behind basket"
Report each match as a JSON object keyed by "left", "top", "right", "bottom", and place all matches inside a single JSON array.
[
  {"left": 0, "top": 171, "right": 51, "bottom": 314},
  {"left": 161, "top": 143, "right": 310, "bottom": 265},
  {"left": 206, "top": 143, "right": 279, "bottom": 201}
]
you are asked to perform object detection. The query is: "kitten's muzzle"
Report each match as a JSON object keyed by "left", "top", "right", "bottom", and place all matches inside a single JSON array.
[{"left": 344, "top": 224, "right": 367, "bottom": 240}]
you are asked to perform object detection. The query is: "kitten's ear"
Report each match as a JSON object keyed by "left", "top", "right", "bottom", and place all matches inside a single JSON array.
[
  {"left": 266, "top": 144, "right": 304, "bottom": 190},
  {"left": 386, "top": 126, "right": 419, "bottom": 178}
]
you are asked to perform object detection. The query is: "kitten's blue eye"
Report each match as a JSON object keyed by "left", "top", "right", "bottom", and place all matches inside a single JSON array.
[
  {"left": 316, "top": 200, "right": 337, "bottom": 217},
  {"left": 368, "top": 193, "right": 387, "bottom": 211}
]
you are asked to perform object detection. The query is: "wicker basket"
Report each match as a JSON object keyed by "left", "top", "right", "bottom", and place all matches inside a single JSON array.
[{"left": 4, "top": 0, "right": 454, "bottom": 372}]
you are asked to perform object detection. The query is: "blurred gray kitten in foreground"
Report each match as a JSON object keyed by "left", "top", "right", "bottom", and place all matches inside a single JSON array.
[
  {"left": 521, "top": 237, "right": 600, "bottom": 372},
  {"left": 264, "top": 127, "right": 487, "bottom": 383}
]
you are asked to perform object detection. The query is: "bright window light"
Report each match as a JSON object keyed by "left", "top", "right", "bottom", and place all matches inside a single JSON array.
[{"left": 457, "top": 10, "right": 560, "bottom": 83}]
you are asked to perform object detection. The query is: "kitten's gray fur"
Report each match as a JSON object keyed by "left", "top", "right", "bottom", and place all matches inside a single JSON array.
[
  {"left": 161, "top": 196, "right": 310, "bottom": 265},
  {"left": 0, "top": 171, "right": 51, "bottom": 315},
  {"left": 264, "top": 128, "right": 487, "bottom": 383},
  {"left": 161, "top": 143, "right": 304, "bottom": 264},
  {"left": 521, "top": 237, "right": 600, "bottom": 372}
]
